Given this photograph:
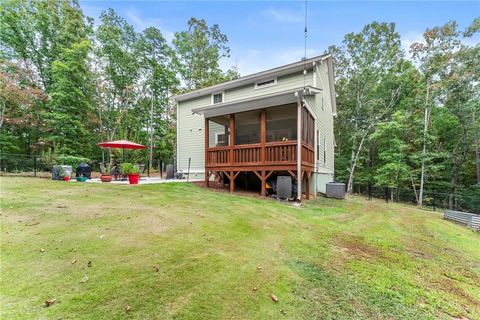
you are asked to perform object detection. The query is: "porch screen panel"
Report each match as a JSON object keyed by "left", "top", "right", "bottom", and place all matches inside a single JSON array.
[
  {"left": 208, "top": 115, "right": 229, "bottom": 147},
  {"left": 308, "top": 114, "right": 314, "bottom": 146},
  {"left": 235, "top": 110, "right": 261, "bottom": 145},
  {"left": 302, "top": 107, "right": 308, "bottom": 143},
  {"left": 266, "top": 104, "right": 297, "bottom": 142}
]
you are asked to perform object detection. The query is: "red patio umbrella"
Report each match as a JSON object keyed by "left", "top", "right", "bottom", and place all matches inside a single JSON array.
[{"left": 97, "top": 140, "right": 146, "bottom": 162}]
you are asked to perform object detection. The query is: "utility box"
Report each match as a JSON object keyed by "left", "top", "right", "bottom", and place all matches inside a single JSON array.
[
  {"left": 326, "top": 182, "right": 345, "bottom": 199},
  {"left": 166, "top": 164, "right": 174, "bottom": 179},
  {"left": 277, "top": 176, "right": 292, "bottom": 199}
]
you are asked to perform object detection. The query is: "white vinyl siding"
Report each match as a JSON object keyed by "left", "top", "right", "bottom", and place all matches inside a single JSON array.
[
  {"left": 304, "top": 63, "right": 335, "bottom": 174},
  {"left": 176, "top": 95, "right": 210, "bottom": 175},
  {"left": 226, "top": 71, "right": 313, "bottom": 102}
]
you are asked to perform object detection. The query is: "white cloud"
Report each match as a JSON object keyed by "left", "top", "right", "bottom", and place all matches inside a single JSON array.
[
  {"left": 261, "top": 7, "right": 302, "bottom": 24},
  {"left": 222, "top": 47, "right": 322, "bottom": 76},
  {"left": 124, "top": 9, "right": 174, "bottom": 42},
  {"left": 401, "top": 31, "right": 424, "bottom": 59},
  {"left": 276, "top": 48, "right": 321, "bottom": 65}
]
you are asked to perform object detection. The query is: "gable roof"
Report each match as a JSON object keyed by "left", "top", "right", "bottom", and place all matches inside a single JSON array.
[{"left": 173, "top": 54, "right": 331, "bottom": 102}]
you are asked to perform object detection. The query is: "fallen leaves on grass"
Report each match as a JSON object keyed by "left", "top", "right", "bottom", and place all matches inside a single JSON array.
[
  {"left": 44, "top": 299, "right": 56, "bottom": 307},
  {"left": 80, "top": 275, "right": 89, "bottom": 283}
]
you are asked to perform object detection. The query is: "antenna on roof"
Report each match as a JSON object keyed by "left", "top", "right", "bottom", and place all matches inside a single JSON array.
[{"left": 303, "top": 0, "right": 308, "bottom": 93}]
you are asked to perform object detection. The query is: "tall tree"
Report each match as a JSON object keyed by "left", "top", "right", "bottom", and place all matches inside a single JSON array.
[
  {"left": 47, "top": 40, "right": 95, "bottom": 156},
  {"left": 95, "top": 8, "right": 141, "bottom": 149},
  {"left": 0, "top": 0, "right": 92, "bottom": 91},
  {"left": 0, "top": 0, "right": 93, "bottom": 155},
  {"left": 173, "top": 17, "right": 239, "bottom": 90},
  {"left": 411, "top": 20, "right": 479, "bottom": 208},
  {"left": 329, "top": 22, "right": 404, "bottom": 193},
  {"left": 136, "top": 27, "right": 179, "bottom": 165}
]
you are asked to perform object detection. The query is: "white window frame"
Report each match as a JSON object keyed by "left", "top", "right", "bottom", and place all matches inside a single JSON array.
[
  {"left": 254, "top": 77, "right": 277, "bottom": 90},
  {"left": 215, "top": 132, "right": 230, "bottom": 146},
  {"left": 211, "top": 91, "right": 225, "bottom": 105}
]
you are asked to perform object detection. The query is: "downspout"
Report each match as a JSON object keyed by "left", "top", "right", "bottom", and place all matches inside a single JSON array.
[{"left": 295, "top": 91, "right": 302, "bottom": 200}]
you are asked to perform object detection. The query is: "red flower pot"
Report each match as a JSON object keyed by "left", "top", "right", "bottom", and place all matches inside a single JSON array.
[
  {"left": 63, "top": 176, "right": 70, "bottom": 181},
  {"left": 128, "top": 174, "right": 140, "bottom": 184},
  {"left": 101, "top": 175, "right": 112, "bottom": 182}
]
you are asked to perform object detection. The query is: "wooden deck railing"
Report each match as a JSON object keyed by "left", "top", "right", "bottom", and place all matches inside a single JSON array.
[
  {"left": 206, "top": 140, "right": 314, "bottom": 168},
  {"left": 301, "top": 143, "right": 315, "bottom": 167}
]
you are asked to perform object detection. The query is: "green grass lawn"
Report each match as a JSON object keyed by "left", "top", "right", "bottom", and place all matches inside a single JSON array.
[{"left": 1, "top": 177, "right": 479, "bottom": 319}]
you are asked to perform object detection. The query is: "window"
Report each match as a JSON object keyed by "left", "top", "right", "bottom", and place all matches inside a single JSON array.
[
  {"left": 212, "top": 92, "right": 224, "bottom": 104},
  {"left": 215, "top": 132, "right": 228, "bottom": 146},
  {"left": 316, "top": 129, "right": 320, "bottom": 161},
  {"left": 255, "top": 77, "right": 277, "bottom": 89}
]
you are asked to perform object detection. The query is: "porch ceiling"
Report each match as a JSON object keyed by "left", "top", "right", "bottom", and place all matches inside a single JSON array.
[{"left": 192, "top": 86, "right": 321, "bottom": 118}]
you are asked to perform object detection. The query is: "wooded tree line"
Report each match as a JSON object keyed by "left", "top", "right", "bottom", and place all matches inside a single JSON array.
[
  {"left": 0, "top": 0, "right": 238, "bottom": 164},
  {"left": 1, "top": 0, "right": 478, "bottom": 209},
  {"left": 330, "top": 19, "right": 479, "bottom": 209}
]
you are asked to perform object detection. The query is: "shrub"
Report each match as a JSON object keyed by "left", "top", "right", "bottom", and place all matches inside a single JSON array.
[
  {"left": 56, "top": 155, "right": 90, "bottom": 169},
  {"left": 121, "top": 163, "right": 139, "bottom": 175}
]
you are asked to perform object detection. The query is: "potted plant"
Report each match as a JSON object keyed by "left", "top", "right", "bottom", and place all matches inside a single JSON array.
[
  {"left": 100, "top": 166, "right": 113, "bottom": 183},
  {"left": 121, "top": 163, "right": 140, "bottom": 185}
]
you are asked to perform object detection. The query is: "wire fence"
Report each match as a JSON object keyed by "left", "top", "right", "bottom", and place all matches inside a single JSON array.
[
  {"left": 0, "top": 153, "right": 51, "bottom": 177},
  {"left": 352, "top": 184, "right": 480, "bottom": 215},
  {"left": 0, "top": 153, "right": 174, "bottom": 178}
]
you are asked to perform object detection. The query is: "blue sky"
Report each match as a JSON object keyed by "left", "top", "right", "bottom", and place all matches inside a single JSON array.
[{"left": 80, "top": 1, "right": 479, "bottom": 75}]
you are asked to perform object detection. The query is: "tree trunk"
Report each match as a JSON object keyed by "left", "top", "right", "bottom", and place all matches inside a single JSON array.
[
  {"left": 449, "top": 168, "right": 458, "bottom": 210},
  {"left": 347, "top": 132, "right": 368, "bottom": 194},
  {"left": 473, "top": 111, "right": 480, "bottom": 185},
  {"left": 449, "top": 124, "right": 468, "bottom": 210},
  {"left": 419, "top": 84, "right": 430, "bottom": 206}
]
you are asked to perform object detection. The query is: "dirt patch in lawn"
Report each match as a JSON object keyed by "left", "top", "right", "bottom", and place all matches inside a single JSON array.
[
  {"left": 435, "top": 277, "right": 480, "bottom": 308},
  {"left": 333, "top": 236, "right": 385, "bottom": 261}
]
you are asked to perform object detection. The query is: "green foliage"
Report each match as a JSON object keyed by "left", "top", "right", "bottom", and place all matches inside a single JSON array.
[
  {"left": 173, "top": 17, "right": 239, "bottom": 90},
  {"left": 56, "top": 155, "right": 90, "bottom": 169},
  {"left": 120, "top": 162, "right": 139, "bottom": 175}
]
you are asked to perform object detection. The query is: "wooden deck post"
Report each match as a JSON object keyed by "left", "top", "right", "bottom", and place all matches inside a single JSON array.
[
  {"left": 229, "top": 114, "right": 235, "bottom": 164},
  {"left": 306, "top": 171, "right": 310, "bottom": 200},
  {"left": 261, "top": 170, "right": 266, "bottom": 197},
  {"left": 260, "top": 109, "right": 266, "bottom": 165},
  {"left": 205, "top": 118, "right": 209, "bottom": 188},
  {"left": 230, "top": 171, "right": 235, "bottom": 193}
]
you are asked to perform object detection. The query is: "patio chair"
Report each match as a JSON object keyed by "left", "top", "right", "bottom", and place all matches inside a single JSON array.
[
  {"left": 111, "top": 165, "right": 120, "bottom": 181},
  {"left": 99, "top": 163, "right": 106, "bottom": 175}
]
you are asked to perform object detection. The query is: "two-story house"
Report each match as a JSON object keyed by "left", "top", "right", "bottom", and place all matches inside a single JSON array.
[{"left": 173, "top": 54, "right": 336, "bottom": 200}]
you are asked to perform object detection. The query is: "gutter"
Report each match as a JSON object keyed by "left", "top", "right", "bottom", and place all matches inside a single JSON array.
[{"left": 295, "top": 91, "right": 302, "bottom": 201}]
